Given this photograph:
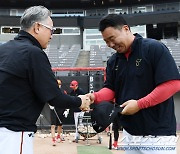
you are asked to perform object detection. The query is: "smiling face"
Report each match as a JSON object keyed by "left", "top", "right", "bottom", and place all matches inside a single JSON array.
[{"left": 101, "top": 25, "right": 135, "bottom": 54}]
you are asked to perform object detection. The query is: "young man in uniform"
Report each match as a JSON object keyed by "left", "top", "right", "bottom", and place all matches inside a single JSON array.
[
  {"left": 0, "top": 6, "right": 90, "bottom": 154},
  {"left": 69, "top": 80, "right": 85, "bottom": 142},
  {"left": 87, "top": 14, "right": 180, "bottom": 154},
  {"left": 50, "top": 79, "right": 66, "bottom": 146}
]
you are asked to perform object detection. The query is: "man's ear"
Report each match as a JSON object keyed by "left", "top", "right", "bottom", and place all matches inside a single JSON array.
[
  {"left": 123, "top": 25, "right": 130, "bottom": 31},
  {"left": 34, "top": 22, "right": 40, "bottom": 34}
]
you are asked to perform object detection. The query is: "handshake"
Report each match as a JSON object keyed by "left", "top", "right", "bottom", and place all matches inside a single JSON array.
[{"left": 78, "top": 93, "right": 95, "bottom": 111}]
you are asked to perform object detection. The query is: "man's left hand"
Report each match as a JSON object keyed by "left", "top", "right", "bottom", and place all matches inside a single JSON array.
[{"left": 120, "top": 100, "right": 140, "bottom": 115}]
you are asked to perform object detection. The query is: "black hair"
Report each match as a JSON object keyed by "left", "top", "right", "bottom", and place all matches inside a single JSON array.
[{"left": 99, "top": 14, "right": 129, "bottom": 32}]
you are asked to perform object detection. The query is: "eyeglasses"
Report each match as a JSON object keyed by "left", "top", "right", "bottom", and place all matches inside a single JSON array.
[{"left": 37, "top": 22, "right": 56, "bottom": 35}]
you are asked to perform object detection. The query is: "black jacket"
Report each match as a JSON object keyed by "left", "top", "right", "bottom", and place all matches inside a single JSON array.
[
  {"left": 105, "top": 34, "right": 180, "bottom": 136},
  {"left": 0, "top": 30, "right": 81, "bottom": 132}
]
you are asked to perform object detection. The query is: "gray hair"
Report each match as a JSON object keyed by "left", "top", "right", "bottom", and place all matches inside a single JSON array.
[{"left": 20, "top": 6, "right": 51, "bottom": 31}]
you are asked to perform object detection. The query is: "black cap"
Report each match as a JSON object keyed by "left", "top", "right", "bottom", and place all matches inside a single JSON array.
[{"left": 91, "top": 101, "right": 123, "bottom": 133}]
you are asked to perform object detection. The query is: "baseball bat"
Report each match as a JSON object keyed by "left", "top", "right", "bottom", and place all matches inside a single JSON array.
[
  {"left": 48, "top": 104, "right": 63, "bottom": 134},
  {"left": 52, "top": 107, "right": 64, "bottom": 135},
  {"left": 48, "top": 104, "right": 62, "bottom": 124},
  {"left": 108, "top": 123, "right": 112, "bottom": 150},
  {"left": 53, "top": 108, "right": 62, "bottom": 124}
]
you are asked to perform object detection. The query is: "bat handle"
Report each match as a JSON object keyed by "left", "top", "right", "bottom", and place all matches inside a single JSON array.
[{"left": 109, "top": 133, "right": 112, "bottom": 149}]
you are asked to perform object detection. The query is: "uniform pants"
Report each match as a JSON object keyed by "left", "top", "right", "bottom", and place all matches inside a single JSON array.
[
  {"left": 74, "top": 112, "right": 84, "bottom": 139},
  {"left": 122, "top": 129, "right": 177, "bottom": 154},
  {"left": 0, "top": 127, "right": 34, "bottom": 154}
]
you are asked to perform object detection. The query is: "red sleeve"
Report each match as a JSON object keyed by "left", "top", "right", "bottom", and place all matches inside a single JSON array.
[
  {"left": 137, "top": 80, "right": 180, "bottom": 109},
  {"left": 94, "top": 88, "right": 115, "bottom": 104}
]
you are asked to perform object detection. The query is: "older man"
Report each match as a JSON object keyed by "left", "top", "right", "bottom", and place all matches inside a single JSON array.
[{"left": 0, "top": 6, "right": 90, "bottom": 154}]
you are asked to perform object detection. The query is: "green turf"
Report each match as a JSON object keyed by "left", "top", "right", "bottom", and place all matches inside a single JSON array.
[{"left": 77, "top": 146, "right": 113, "bottom": 154}]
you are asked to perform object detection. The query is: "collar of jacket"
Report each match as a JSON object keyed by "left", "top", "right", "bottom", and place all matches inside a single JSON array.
[
  {"left": 115, "top": 33, "right": 143, "bottom": 59},
  {"left": 14, "top": 30, "right": 42, "bottom": 50}
]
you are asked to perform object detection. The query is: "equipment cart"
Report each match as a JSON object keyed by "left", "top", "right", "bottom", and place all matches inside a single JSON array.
[{"left": 76, "top": 112, "right": 102, "bottom": 145}]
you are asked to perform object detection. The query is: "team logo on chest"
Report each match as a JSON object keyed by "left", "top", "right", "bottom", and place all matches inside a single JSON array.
[{"left": 136, "top": 59, "right": 142, "bottom": 67}]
